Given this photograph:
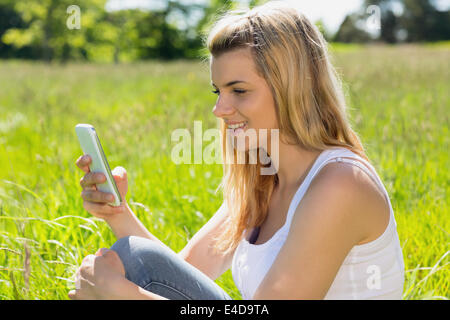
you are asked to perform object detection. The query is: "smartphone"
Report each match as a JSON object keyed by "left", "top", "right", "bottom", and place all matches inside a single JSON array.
[{"left": 75, "top": 124, "right": 122, "bottom": 207}]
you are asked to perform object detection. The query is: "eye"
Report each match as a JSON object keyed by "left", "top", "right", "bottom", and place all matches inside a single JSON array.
[
  {"left": 211, "top": 89, "right": 246, "bottom": 95},
  {"left": 234, "top": 89, "right": 246, "bottom": 95}
]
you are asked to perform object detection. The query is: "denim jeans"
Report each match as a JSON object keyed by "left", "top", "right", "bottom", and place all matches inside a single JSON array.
[{"left": 110, "top": 236, "right": 233, "bottom": 300}]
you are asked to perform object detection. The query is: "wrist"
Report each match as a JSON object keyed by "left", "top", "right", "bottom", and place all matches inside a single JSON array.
[{"left": 103, "top": 202, "right": 134, "bottom": 224}]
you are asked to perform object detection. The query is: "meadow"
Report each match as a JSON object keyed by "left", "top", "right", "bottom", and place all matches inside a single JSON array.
[{"left": 0, "top": 43, "right": 448, "bottom": 300}]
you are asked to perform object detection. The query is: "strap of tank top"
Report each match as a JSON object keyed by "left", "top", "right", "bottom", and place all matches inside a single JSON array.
[
  {"left": 324, "top": 150, "right": 389, "bottom": 202},
  {"left": 322, "top": 151, "right": 396, "bottom": 228},
  {"left": 283, "top": 148, "right": 392, "bottom": 231}
]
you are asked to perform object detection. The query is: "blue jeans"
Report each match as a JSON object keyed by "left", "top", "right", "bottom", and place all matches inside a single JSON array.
[{"left": 110, "top": 236, "right": 233, "bottom": 300}]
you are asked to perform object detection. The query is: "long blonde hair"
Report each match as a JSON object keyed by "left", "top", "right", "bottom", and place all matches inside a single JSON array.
[{"left": 205, "top": 1, "right": 368, "bottom": 255}]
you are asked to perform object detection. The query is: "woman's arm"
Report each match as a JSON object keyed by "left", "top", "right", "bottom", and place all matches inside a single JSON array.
[
  {"left": 253, "top": 162, "right": 387, "bottom": 299},
  {"left": 178, "top": 201, "right": 235, "bottom": 280}
]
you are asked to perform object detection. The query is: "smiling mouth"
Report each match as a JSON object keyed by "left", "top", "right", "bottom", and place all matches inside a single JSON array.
[{"left": 227, "top": 122, "right": 248, "bottom": 136}]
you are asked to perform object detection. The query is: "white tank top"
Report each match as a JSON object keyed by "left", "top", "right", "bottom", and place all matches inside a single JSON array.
[{"left": 231, "top": 147, "right": 405, "bottom": 299}]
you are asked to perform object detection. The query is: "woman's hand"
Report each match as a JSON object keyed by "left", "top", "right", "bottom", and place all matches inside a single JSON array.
[
  {"left": 68, "top": 248, "right": 127, "bottom": 300},
  {"left": 76, "top": 154, "right": 129, "bottom": 221}
]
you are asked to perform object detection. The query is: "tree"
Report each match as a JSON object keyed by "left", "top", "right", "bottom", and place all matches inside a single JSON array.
[
  {"left": 364, "top": 0, "right": 450, "bottom": 42},
  {"left": 1, "top": 0, "right": 108, "bottom": 62},
  {"left": 333, "top": 12, "right": 373, "bottom": 43},
  {"left": 133, "top": 0, "right": 207, "bottom": 60},
  {"left": 85, "top": 9, "right": 141, "bottom": 63},
  {"left": 0, "top": 2, "right": 39, "bottom": 59},
  {"left": 400, "top": 0, "right": 450, "bottom": 42}
]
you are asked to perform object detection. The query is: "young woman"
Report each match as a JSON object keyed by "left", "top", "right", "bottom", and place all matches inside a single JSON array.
[{"left": 69, "top": 1, "right": 405, "bottom": 300}]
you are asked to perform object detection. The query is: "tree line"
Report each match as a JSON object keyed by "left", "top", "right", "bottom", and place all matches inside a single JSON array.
[
  {"left": 0, "top": 0, "right": 448, "bottom": 63},
  {"left": 334, "top": 0, "right": 449, "bottom": 43}
]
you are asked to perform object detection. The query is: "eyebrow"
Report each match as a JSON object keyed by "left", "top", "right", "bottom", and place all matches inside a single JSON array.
[{"left": 211, "top": 80, "right": 247, "bottom": 88}]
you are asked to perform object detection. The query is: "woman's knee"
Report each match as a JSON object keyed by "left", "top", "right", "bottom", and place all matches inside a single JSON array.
[{"left": 110, "top": 236, "right": 167, "bottom": 284}]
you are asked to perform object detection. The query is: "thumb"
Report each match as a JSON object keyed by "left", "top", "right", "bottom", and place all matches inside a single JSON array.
[
  {"left": 111, "top": 166, "right": 128, "bottom": 200},
  {"left": 112, "top": 166, "right": 127, "bottom": 180}
]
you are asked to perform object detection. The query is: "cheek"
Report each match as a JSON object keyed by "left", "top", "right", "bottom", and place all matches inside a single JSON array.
[
  {"left": 241, "top": 96, "right": 275, "bottom": 127},
  {"left": 257, "top": 101, "right": 278, "bottom": 130},
  {"left": 269, "top": 105, "right": 279, "bottom": 129},
  {"left": 254, "top": 88, "right": 278, "bottom": 129}
]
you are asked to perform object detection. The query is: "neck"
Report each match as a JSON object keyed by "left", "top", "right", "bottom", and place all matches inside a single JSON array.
[{"left": 269, "top": 142, "right": 322, "bottom": 192}]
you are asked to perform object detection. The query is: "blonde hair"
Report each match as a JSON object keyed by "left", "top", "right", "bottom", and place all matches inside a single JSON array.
[{"left": 205, "top": 1, "right": 368, "bottom": 255}]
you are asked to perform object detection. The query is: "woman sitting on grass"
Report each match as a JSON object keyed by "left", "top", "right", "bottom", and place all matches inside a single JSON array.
[{"left": 69, "top": 1, "right": 405, "bottom": 300}]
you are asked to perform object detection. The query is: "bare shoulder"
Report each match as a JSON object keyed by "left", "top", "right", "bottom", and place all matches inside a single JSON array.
[
  {"left": 314, "top": 160, "right": 385, "bottom": 196},
  {"left": 299, "top": 160, "right": 390, "bottom": 244}
]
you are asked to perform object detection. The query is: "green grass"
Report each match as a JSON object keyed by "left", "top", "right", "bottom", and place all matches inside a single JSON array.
[{"left": 0, "top": 44, "right": 448, "bottom": 300}]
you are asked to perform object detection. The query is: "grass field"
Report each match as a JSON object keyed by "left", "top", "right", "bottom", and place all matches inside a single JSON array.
[{"left": 0, "top": 44, "right": 448, "bottom": 300}]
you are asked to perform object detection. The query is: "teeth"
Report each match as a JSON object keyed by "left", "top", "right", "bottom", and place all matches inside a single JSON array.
[{"left": 228, "top": 122, "right": 247, "bottom": 129}]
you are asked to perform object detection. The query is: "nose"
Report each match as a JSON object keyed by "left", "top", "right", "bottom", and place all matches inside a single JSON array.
[{"left": 212, "top": 95, "right": 236, "bottom": 119}]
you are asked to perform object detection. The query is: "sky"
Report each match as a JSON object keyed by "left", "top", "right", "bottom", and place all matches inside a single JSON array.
[
  {"left": 105, "top": 0, "right": 365, "bottom": 35},
  {"left": 284, "top": 0, "right": 363, "bottom": 34}
]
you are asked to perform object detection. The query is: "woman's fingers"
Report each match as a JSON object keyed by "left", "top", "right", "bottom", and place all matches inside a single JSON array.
[
  {"left": 68, "top": 290, "right": 77, "bottom": 300},
  {"left": 76, "top": 154, "right": 92, "bottom": 173},
  {"left": 76, "top": 155, "right": 127, "bottom": 220},
  {"left": 79, "top": 172, "right": 106, "bottom": 189},
  {"left": 74, "top": 269, "right": 81, "bottom": 289},
  {"left": 81, "top": 189, "right": 114, "bottom": 203},
  {"left": 69, "top": 269, "right": 84, "bottom": 299}
]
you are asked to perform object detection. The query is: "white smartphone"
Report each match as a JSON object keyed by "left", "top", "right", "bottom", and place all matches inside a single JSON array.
[{"left": 75, "top": 124, "right": 122, "bottom": 207}]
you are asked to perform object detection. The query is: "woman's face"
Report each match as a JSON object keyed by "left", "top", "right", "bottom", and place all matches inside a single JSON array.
[{"left": 210, "top": 47, "right": 278, "bottom": 152}]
